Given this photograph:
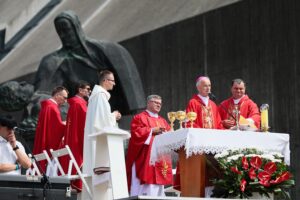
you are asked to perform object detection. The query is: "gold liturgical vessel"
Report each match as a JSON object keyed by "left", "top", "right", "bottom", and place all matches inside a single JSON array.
[
  {"left": 187, "top": 112, "right": 197, "bottom": 128},
  {"left": 176, "top": 111, "right": 186, "bottom": 129},
  {"left": 260, "top": 104, "right": 269, "bottom": 132},
  {"left": 167, "top": 112, "right": 176, "bottom": 131}
]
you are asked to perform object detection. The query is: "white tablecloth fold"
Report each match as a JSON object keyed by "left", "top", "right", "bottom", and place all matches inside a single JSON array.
[{"left": 150, "top": 128, "right": 290, "bottom": 165}]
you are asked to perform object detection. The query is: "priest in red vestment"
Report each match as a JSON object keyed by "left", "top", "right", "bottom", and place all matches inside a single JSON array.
[
  {"left": 126, "top": 95, "right": 173, "bottom": 197},
  {"left": 33, "top": 86, "right": 68, "bottom": 172},
  {"left": 174, "top": 76, "right": 223, "bottom": 193},
  {"left": 61, "top": 81, "right": 90, "bottom": 192},
  {"left": 219, "top": 79, "right": 260, "bottom": 130}
]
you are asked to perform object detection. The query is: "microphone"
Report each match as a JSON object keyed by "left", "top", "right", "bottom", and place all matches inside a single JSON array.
[
  {"left": 13, "top": 126, "right": 28, "bottom": 133},
  {"left": 209, "top": 92, "right": 217, "bottom": 102}
]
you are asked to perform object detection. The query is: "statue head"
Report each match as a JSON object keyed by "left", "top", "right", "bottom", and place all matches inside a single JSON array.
[
  {"left": 0, "top": 81, "right": 34, "bottom": 111},
  {"left": 54, "top": 10, "right": 86, "bottom": 50}
]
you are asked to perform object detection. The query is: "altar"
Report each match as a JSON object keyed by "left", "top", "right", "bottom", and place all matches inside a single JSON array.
[{"left": 150, "top": 128, "right": 290, "bottom": 197}]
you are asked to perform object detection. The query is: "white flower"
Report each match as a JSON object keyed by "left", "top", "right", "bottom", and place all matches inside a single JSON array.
[
  {"left": 270, "top": 152, "right": 284, "bottom": 158},
  {"left": 245, "top": 154, "right": 259, "bottom": 158},
  {"left": 215, "top": 150, "right": 229, "bottom": 158},
  {"left": 227, "top": 154, "right": 244, "bottom": 162},
  {"left": 261, "top": 154, "right": 275, "bottom": 160}
]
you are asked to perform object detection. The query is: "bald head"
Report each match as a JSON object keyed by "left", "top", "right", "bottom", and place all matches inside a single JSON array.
[{"left": 196, "top": 76, "right": 211, "bottom": 97}]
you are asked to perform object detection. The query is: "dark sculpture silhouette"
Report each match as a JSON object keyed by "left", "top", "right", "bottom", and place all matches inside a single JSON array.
[
  {"left": 0, "top": 81, "right": 34, "bottom": 112},
  {"left": 34, "top": 10, "right": 146, "bottom": 114}
]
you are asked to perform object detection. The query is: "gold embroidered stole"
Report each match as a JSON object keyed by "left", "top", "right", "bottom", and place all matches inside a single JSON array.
[
  {"left": 227, "top": 101, "right": 244, "bottom": 121},
  {"left": 200, "top": 104, "right": 214, "bottom": 128}
]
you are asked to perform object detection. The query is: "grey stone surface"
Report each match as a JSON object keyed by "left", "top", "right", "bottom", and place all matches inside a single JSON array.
[{"left": 0, "top": 0, "right": 240, "bottom": 83}]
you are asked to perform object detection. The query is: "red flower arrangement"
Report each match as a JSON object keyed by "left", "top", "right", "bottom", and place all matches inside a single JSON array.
[{"left": 211, "top": 148, "right": 294, "bottom": 199}]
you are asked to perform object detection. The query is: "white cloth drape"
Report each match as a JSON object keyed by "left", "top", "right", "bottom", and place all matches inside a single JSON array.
[{"left": 150, "top": 128, "right": 290, "bottom": 165}]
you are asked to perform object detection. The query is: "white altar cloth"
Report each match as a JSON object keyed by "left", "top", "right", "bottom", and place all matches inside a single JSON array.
[{"left": 150, "top": 128, "right": 290, "bottom": 165}]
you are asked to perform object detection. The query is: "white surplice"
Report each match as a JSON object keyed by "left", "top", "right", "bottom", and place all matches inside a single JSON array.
[{"left": 83, "top": 85, "right": 117, "bottom": 175}]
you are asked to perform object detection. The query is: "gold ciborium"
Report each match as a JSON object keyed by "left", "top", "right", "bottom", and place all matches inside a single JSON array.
[
  {"left": 176, "top": 111, "right": 186, "bottom": 129},
  {"left": 167, "top": 112, "right": 176, "bottom": 131},
  {"left": 187, "top": 112, "right": 197, "bottom": 128}
]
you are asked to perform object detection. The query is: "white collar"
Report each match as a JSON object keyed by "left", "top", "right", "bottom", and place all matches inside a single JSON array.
[
  {"left": 0, "top": 136, "right": 7, "bottom": 143},
  {"left": 146, "top": 110, "right": 159, "bottom": 118},
  {"left": 92, "top": 85, "right": 111, "bottom": 100},
  {"left": 233, "top": 95, "right": 245, "bottom": 104},
  {"left": 198, "top": 94, "right": 209, "bottom": 106},
  {"left": 49, "top": 98, "right": 58, "bottom": 105}
]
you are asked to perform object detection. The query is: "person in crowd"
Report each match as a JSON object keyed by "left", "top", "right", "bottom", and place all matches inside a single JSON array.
[
  {"left": 0, "top": 115, "right": 31, "bottom": 175},
  {"left": 62, "top": 80, "right": 91, "bottom": 192},
  {"left": 219, "top": 78, "right": 260, "bottom": 130},
  {"left": 33, "top": 86, "right": 68, "bottom": 172},
  {"left": 83, "top": 70, "right": 121, "bottom": 176},
  {"left": 126, "top": 95, "right": 173, "bottom": 196}
]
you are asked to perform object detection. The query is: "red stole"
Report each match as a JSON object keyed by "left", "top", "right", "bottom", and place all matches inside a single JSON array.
[
  {"left": 33, "top": 99, "right": 66, "bottom": 172},
  {"left": 126, "top": 111, "right": 173, "bottom": 191}
]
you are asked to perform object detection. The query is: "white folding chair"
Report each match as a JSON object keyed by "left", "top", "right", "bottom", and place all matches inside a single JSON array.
[
  {"left": 26, "top": 150, "right": 52, "bottom": 176},
  {"left": 50, "top": 145, "right": 92, "bottom": 199}
]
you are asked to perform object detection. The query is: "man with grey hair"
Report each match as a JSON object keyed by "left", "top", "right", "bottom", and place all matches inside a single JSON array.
[
  {"left": 219, "top": 78, "right": 260, "bottom": 129},
  {"left": 185, "top": 76, "right": 222, "bottom": 129},
  {"left": 126, "top": 95, "right": 172, "bottom": 197}
]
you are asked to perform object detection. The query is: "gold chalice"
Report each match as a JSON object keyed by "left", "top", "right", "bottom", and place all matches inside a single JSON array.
[
  {"left": 167, "top": 112, "right": 176, "bottom": 131},
  {"left": 176, "top": 111, "right": 186, "bottom": 129},
  {"left": 187, "top": 112, "right": 197, "bottom": 128}
]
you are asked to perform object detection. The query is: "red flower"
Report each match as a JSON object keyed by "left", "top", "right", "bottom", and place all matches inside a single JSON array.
[
  {"left": 240, "top": 179, "right": 247, "bottom": 192},
  {"left": 264, "top": 162, "right": 277, "bottom": 175},
  {"left": 270, "top": 171, "right": 291, "bottom": 184},
  {"left": 242, "top": 156, "right": 249, "bottom": 170},
  {"left": 250, "top": 156, "right": 262, "bottom": 169},
  {"left": 248, "top": 167, "right": 256, "bottom": 180},
  {"left": 231, "top": 166, "right": 241, "bottom": 174},
  {"left": 258, "top": 171, "right": 271, "bottom": 181},
  {"left": 259, "top": 179, "right": 271, "bottom": 187}
]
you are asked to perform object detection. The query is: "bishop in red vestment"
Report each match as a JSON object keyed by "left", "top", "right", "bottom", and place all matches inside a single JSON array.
[
  {"left": 219, "top": 79, "right": 260, "bottom": 129},
  {"left": 174, "top": 76, "right": 223, "bottom": 192},
  {"left": 126, "top": 95, "right": 173, "bottom": 196},
  {"left": 33, "top": 86, "right": 68, "bottom": 172},
  {"left": 61, "top": 81, "right": 90, "bottom": 192}
]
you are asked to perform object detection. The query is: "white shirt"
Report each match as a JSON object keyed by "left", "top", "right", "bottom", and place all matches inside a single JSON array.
[
  {"left": 198, "top": 94, "right": 209, "bottom": 106},
  {"left": 83, "top": 85, "right": 117, "bottom": 175},
  {"left": 0, "top": 136, "right": 26, "bottom": 175},
  {"left": 233, "top": 95, "right": 245, "bottom": 104}
]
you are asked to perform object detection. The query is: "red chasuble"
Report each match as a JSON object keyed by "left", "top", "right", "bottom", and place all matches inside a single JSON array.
[
  {"left": 174, "top": 95, "right": 222, "bottom": 190},
  {"left": 219, "top": 95, "right": 261, "bottom": 128},
  {"left": 33, "top": 99, "right": 65, "bottom": 172},
  {"left": 61, "top": 96, "right": 87, "bottom": 192},
  {"left": 126, "top": 111, "right": 173, "bottom": 191},
  {"left": 185, "top": 95, "right": 223, "bottom": 129}
]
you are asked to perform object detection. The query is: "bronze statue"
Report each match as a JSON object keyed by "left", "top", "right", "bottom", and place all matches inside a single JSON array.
[{"left": 34, "top": 10, "right": 146, "bottom": 114}]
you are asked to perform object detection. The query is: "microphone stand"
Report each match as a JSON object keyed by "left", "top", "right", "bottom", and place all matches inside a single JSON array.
[
  {"left": 14, "top": 128, "right": 52, "bottom": 200},
  {"left": 209, "top": 93, "right": 239, "bottom": 129}
]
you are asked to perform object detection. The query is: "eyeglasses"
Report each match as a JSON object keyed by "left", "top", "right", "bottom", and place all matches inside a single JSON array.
[
  {"left": 106, "top": 79, "right": 115, "bottom": 83},
  {"left": 85, "top": 87, "right": 91, "bottom": 91},
  {"left": 60, "top": 94, "right": 68, "bottom": 99},
  {"left": 150, "top": 101, "right": 162, "bottom": 105}
]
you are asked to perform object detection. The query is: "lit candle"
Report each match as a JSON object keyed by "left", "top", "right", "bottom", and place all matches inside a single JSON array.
[{"left": 260, "top": 104, "right": 269, "bottom": 132}]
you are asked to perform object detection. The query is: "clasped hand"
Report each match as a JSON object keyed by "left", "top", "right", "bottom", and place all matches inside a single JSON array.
[{"left": 152, "top": 127, "right": 166, "bottom": 135}]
